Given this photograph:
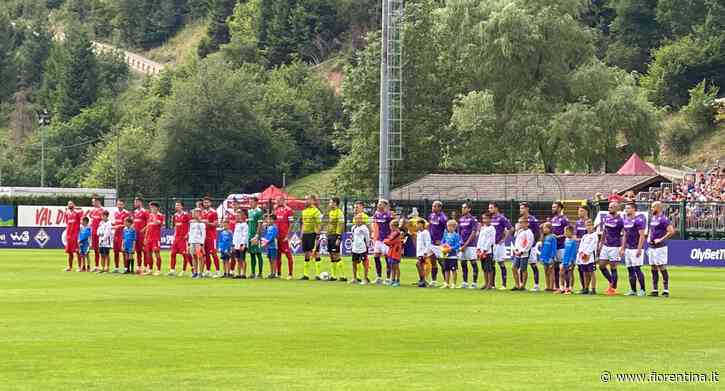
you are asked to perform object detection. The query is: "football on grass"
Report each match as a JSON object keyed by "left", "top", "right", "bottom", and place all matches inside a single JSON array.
[{"left": 319, "top": 272, "right": 330, "bottom": 281}]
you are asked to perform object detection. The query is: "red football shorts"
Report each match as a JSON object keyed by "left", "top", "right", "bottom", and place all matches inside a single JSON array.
[
  {"left": 277, "top": 237, "right": 290, "bottom": 253},
  {"left": 171, "top": 240, "right": 188, "bottom": 255},
  {"left": 144, "top": 239, "right": 160, "bottom": 253},
  {"left": 65, "top": 238, "right": 79, "bottom": 254},
  {"left": 204, "top": 238, "right": 217, "bottom": 255},
  {"left": 134, "top": 234, "right": 145, "bottom": 253},
  {"left": 113, "top": 234, "right": 123, "bottom": 252}
]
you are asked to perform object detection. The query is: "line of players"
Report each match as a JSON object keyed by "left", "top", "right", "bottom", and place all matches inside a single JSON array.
[{"left": 61, "top": 195, "right": 675, "bottom": 296}]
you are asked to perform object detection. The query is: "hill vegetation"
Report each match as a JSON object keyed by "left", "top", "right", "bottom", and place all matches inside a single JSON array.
[{"left": 0, "top": 0, "right": 723, "bottom": 197}]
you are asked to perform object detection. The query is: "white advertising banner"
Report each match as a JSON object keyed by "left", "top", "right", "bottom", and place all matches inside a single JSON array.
[{"left": 17, "top": 205, "right": 115, "bottom": 227}]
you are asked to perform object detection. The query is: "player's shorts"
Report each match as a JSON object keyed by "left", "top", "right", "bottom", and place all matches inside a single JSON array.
[
  {"left": 204, "top": 237, "right": 217, "bottom": 254},
  {"left": 513, "top": 257, "right": 529, "bottom": 270},
  {"left": 134, "top": 234, "right": 145, "bottom": 253},
  {"left": 234, "top": 248, "right": 246, "bottom": 260},
  {"left": 460, "top": 247, "right": 477, "bottom": 261},
  {"left": 91, "top": 233, "right": 100, "bottom": 250},
  {"left": 648, "top": 246, "right": 668, "bottom": 266},
  {"left": 277, "top": 237, "right": 290, "bottom": 253},
  {"left": 113, "top": 234, "right": 123, "bottom": 252},
  {"left": 327, "top": 234, "right": 340, "bottom": 253},
  {"left": 479, "top": 254, "right": 494, "bottom": 272},
  {"left": 302, "top": 233, "right": 317, "bottom": 252},
  {"left": 65, "top": 238, "right": 79, "bottom": 254},
  {"left": 554, "top": 248, "right": 565, "bottom": 263},
  {"left": 171, "top": 240, "right": 188, "bottom": 255},
  {"left": 444, "top": 259, "right": 458, "bottom": 271},
  {"left": 79, "top": 244, "right": 90, "bottom": 256},
  {"left": 144, "top": 239, "right": 160, "bottom": 252},
  {"left": 599, "top": 246, "right": 621, "bottom": 262},
  {"left": 267, "top": 248, "right": 277, "bottom": 259},
  {"left": 493, "top": 243, "right": 508, "bottom": 262},
  {"left": 352, "top": 252, "right": 366, "bottom": 262},
  {"left": 221, "top": 251, "right": 231, "bottom": 262},
  {"left": 577, "top": 252, "right": 595, "bottom": 265},
  {"left": 561, "top": 259, "right": 575, "bottom": 269},
  {"left": 190, "top": 243, "right": 204, "bottom": 257},
  {"left": 578, "top": 263, "right": 595, "bottom": 273},
  {"left": 388, "top": 257, "right": 400, "bottom": 264},
  {"left": 99, "top": 247, "right": 110, "bottom": 256},
  {"left": 624, "top": 248, "right": 644, "bottom": 267},
  {"left": 374, "top": 240, "right": 389, "bottom": 255}
]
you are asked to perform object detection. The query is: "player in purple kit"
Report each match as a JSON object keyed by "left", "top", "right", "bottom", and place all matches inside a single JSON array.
[
  {"left": 622, "top": 202, "right": 647, "bottom": 296},
  {"left": 549, "top": 201, "right": 570, "bottom": 290},
  {"left": 458, "top": 203, "right": 480, "bottom": 289},
  {"left": 519, "top": 202, "right": 541, "bottom": 291},
  {"left": 488, "top": 202, "right": 513, "bottom": 290},
  {"left": 372, "top": 199, "right": 393, "bottom": 284},
  {"left": 648, "top": 201, "right": 675, "bottom": 297},
  {"left": 427, "top": 201, "right": 447, "bottom": 287},
  {"left": 598, "top": 201, "right": 623, "bottom": 296}
]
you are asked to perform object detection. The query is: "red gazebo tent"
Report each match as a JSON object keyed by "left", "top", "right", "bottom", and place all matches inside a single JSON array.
[
  {"left": 617, "top": 153, "right": 658, "bottom": 176},
  {"left": 258, "top": 185, "right": 305, "bottom": 210}
]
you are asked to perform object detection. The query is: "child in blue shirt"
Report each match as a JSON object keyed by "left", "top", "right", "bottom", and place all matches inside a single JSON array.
[
  {"left": 78, "top": 217, "right": 92, "bottom": 272},
  {"left": 539, "top": 222, "right": 558, "bottom": 292},
  {"left": 122, "top": 217, "right": 136, "bottom": 274},
  {"left": 261, "top": 215, "right": 278, "bottom": 279},
  {"left": 560, "top": 226, "right": 578, "bottom": 294},
  {"left": 217, "top": 220, "right": 234, "bottom": 278},
  {"left": 441, "top": 220, "right": 461, "bottom": 289}
]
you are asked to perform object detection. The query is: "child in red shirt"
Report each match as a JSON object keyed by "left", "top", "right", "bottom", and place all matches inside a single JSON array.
[{"left": 383, "top": 220, "right": 403, "bottom": 287}]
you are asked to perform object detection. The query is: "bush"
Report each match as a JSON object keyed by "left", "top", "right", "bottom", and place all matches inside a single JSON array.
[
  {"left": 662, "top": 115, "right": 697, "bottom": 154},
  {"left": 681, "top": 80, "right": 719, "bottom": 134}
]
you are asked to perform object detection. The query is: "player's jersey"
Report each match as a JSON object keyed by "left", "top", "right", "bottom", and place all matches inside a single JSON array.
[
  {"left": 274, "top": 206, "right": 294, "bottom": 237},
  {"left": 427, "top": 211, "right": 447, "bottom": 244},
  {"left": 201, "top": 208, "right": 218, "bottom": 241},
  {"left": 490, "top": 213, "right": 512, "bottom": 243},
  {"left": 649, "top": 213, "right": 672, "bottom": 243},
  {"left": 623, "top": 214, "right": 646, "bottom": 249},
  {"left": 89, "top": 207, "right": 104, "bottom": 233},
  {"left": 113, "top": 209, "right": 130, "bottom": 236},
  {"left": 575, "top": 218, "right": 588, "bottom": 239},
  {"left": 247, "top": 207, "right": 264, "bottom": 238},
  {"left": 373, "top": 210, "right": 393, "bottom": 241},
  {"left": 133, "top": 208, "right": 149, "bottom": 232},
  {"left": 458, "top": 213, "right": 479, "bottom": 247},
  {"left": 300, "top": 207, "right": 321, "bottom": 234},
  {"left": 526, "top": 215, "right": 540, "bottom": 241},
  {"left": 550, "top": 213, "right": 569, "bottom": 249},
  {"left": 327, "top": 207, "right": 344, "bottom": 235},
  {"left": 600, "top": 213, "right": 624, "bottom": 247},
  {"left": 146, "top": 212, "right": 164, "bottom": 242},
  {"left": 173, "top": 211, "right": 190, "bottom": 242},
  {"left": 65, "top": 209, "right": 83, "bottom": 240}
]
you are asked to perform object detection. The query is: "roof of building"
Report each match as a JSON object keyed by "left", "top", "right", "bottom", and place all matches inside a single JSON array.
[
  {"left": 617, "top": 154, "right": 658, "bottom": 176},
  {"left": 390, "top": 173, "right": 669, "bottom": 201}
]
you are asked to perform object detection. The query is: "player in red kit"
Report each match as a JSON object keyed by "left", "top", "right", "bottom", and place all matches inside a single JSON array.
[
  {"left": 64, "top": 200, "right": 84, "bottom": 271},
  {"left": 274, "top": 195, "right": 295, "bottom": 279},
  {"left": 145, "top": 201, "right": 165, "bottom": 275},
  {"left": 88, "top": 196, "right": 105, "bottom": 272},
  {"left": 169, "top": 201, "right": 191, "bottom": 276},
  {"left": 201, "top": 196, "right": 221, "bottom": 277},
  {"left": 132, "top": 197, "right": 149, "bottom": 274},
  {"left": 112, "top": 200, "right": 130, "bottom": 273}
]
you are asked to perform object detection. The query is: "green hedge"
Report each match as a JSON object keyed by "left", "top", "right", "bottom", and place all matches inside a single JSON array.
[{"left": 0, "top": 195, "right": 101, "bottom": 207}]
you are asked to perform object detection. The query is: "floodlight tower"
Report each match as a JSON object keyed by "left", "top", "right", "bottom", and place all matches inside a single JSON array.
[{"left": 378, "top": 0, "right": 404, "bottom": 200}]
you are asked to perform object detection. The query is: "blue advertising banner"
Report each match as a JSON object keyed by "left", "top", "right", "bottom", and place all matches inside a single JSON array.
[
  {"left": 2, "top": 228, "right": 722, "bottom": 268},
  {"left": 0, "top": 205, "right": 14, "bottom": 227}
]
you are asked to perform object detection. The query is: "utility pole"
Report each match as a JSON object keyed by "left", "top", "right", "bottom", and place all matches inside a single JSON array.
[
  {"left": 37, "top": 110, "right": 50, "bottom": 188},
  {"left": 115, "top": 126, "right": 120, "bottom": 194}
]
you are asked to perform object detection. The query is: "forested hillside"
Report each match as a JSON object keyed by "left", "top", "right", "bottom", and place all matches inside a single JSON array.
[{"left": 0, "top": 0, "right": 723, "bottom": 197}]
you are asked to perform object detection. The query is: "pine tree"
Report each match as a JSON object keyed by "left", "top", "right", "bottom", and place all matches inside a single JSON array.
[
  {"left": 54, "top": 24, "right": 98, "bottom": 121},
  {"left": 198, "top": 0, "right": 237, "bottom": 57}
]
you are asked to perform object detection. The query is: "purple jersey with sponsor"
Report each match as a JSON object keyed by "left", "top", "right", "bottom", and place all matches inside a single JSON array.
[
  {"left": 458, "top": 213, "right": 479, "bottom": 247},
  {"left": 601, "top": 213, "right": 624, "bottom": 247},
  {"left": 490, "top": 213, "right": 512, "bottom": 243},
  {"left": 550, "top": 213, "right": 569, "bottom": 249},
  {"left": 373, "top": 210, "right": 393, "bottom": 241},
  {"left": 623, "top": 214, "right": 646, "bottom": 249},
  {"left": 649, "top": 213, "right": 672, "bottom": 242},
  {"left": 427, "top": 211, "right": 447, "bottom": 244},
  {"left": 575, "top": 218, "right": 588, "bottom": 239},
  {"left": 526, "top": 215, "right": 540, "bottom": 240}
]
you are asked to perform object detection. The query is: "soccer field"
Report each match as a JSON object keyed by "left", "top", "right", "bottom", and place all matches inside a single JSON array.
[{"left": 2, "top": 250, "right": 724, "bottom": 390}]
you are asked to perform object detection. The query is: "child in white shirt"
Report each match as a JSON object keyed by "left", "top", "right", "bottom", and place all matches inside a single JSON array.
[
  {"left": 415, "top": 219, "right": 432, "bottom": 287},
  {"left": 577, "top": 219, "right": 599, "bottom": 294},
  {"left": 351, "top": 214, "right": 371, "bottom": 284},
  {"left": 476, "top": 213, "right": 496, "bottom": 290},
  {"left": 233, "top": 209, "right": 249, "bottom": 278},
  {"left": 512, "top": 217, "right": 534, "bottom": 291},
  {"left": 97, "top": 210, "right": 114, "bottom": 272},
  {"left": 188, "top": 209, "right": 206, "bottom": 279}
]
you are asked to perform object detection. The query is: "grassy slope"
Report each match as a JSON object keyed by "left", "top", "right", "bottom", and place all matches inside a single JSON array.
[
  {"left": 141, "top": 19, "right": 208, "bottom": 65},
  {"left": 2, "top": 249, "right": 725, "bottom": 390},
  {"left": 662, "top": 120, "right": 725, "bottom": 169},
  {"left": 285, "top": 165, "right": 340, "bottom": 198}
]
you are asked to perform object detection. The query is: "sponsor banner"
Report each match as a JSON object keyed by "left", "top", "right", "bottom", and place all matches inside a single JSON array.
[
  {"left": 0, "top": 205, "right": 14, "bottom": 226},
  {"left": 0, "top": 227, "right": 64, "bottom": 249},
  {"left": 667, "top": 240, "right": 725, "bottom": 267},
  {"left": 17, "top": 206, "right": 115, "bottom": 228}
]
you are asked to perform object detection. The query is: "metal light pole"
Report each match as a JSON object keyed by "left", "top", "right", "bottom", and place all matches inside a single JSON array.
[
  {"left": 37, "top": 110, "right": 50, "bottom": 187},
  {"left": 115, "top": 126, "right": 120, "bottom": 194},
  {"left": 378, "top": 0, "right": 390, "bottom": 200}
]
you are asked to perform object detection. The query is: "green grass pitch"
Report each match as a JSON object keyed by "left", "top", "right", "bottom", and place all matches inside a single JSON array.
[{"left": 2, "top": 249, "right": 724, "bottom": 390}]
